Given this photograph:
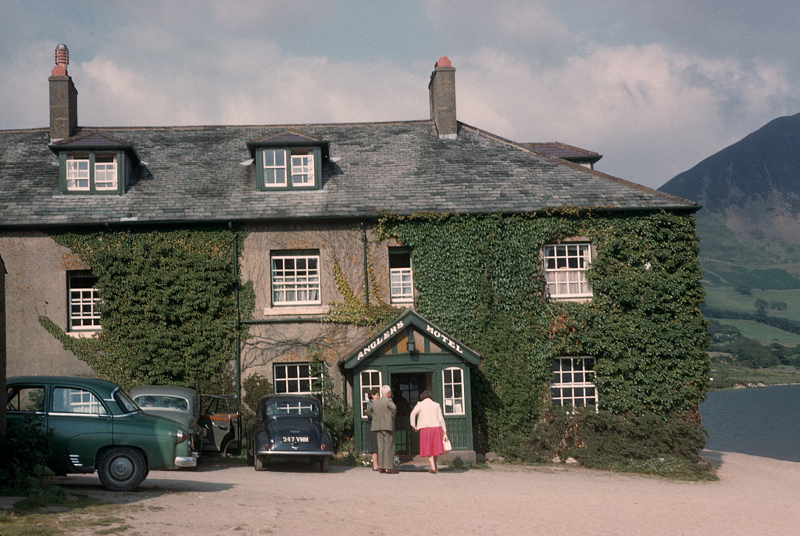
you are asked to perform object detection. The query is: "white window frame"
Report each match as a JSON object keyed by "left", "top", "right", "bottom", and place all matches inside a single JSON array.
[
  {"left": 93, "top": 155, "right": 118, "bottom": 190},
  {"left": 543, "top": 242, "right": 593, "bottom": 300},
  {"left": 360, "top": 370, "right": 382, "bottom": 418},
  {"left": 550, "top": 356, "right": 598, "bottom": 409},
  {"left": 442, "top": 367, "right": 465, "bottom": 415},
  {"left": 291, "top": 152, "right": 314, "bottom": 186},
  {"left": 66, "top": 158, "right": 90, "bottom": 190},
  {"left": 271, "top": 254, "right": 321, "bottom": 305},
  {"left": 273, "top": 363, "right": 319, "bottom": 395},
  {"left": 389, "top": 248, "right": 414, "bottom": 304},
  {"left": 263, "top": 149, "right": 288, "bottom": 187},
  {"left": 69, "top": 272, "right": 101, "bottom": 332},
  {"left": 66, "top": 153, "right": 118, "bottom": 192}
]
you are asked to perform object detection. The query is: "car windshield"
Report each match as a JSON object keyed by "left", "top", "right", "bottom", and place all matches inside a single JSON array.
[
  {"left": 134, "top": 395, "right": 189, "bottom": 411},
  {"left": 266, "top": 400, "right": 318, "bottom": 418},
  {"left": 114, "top": 389, "right": 139, "bottom": 414}
]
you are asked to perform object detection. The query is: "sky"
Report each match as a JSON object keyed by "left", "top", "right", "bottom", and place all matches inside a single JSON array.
[{"left": 2, "top": 0, "right": 799, "bottom": 190}]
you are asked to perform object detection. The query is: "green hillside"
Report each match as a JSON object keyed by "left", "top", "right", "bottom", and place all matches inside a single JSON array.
[
  {"left": 697, "top": 218, "right": 800, "bottom": 289},
  {"left": 659, "top": 112, "right": 800, "bottom": 373}
]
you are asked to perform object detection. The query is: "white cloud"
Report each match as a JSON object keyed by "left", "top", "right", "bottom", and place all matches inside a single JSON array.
[
  {"left": 454, "top": 44, "right": 796, "bottom": 187},
  {"left": 424, "top": 0, "right": 572, "bottom": 65},
  {"left": 73, "top": 50, "right": 426, "bottom": 127}
]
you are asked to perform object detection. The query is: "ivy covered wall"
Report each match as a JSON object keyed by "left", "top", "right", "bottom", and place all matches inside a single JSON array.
[
  {"left": 377, "top": 210, "right": 710, "bottom": 449},
  {"left": 32, "top": 209, "right": 709, "bottom": 458},
  {"left": 42, "top": 227, "right": 253, "bottom": 393}
]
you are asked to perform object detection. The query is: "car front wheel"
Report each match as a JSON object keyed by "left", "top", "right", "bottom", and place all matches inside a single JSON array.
[{"left": 97, "top": 447, "right": 147, "bottom": 491}]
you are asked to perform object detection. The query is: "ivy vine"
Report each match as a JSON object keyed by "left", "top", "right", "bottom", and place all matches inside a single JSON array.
[
  {"left": 324, "top": 252, "right": 400, "bottom": 327},
  {"left": 42, "top": 227, "right": 254, "bottom": 393},
  {"left": 377, "top": 210, "right": 710, "bottom": 449}
]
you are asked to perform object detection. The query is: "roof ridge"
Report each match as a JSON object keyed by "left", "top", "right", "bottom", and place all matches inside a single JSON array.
[{"left": 53, "top": 119, "right": 435, "bottom": 132}]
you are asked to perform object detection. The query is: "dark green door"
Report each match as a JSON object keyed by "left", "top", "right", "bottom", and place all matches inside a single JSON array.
[{"left": 48, "top": 386, "right": 114, "bottom": 473}]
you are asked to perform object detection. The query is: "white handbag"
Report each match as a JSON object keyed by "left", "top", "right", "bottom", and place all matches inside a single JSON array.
[{"left": 443, "top": 435, "right": 452, "bottom": 452}]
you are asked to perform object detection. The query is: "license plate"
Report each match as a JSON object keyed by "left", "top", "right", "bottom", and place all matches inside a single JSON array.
[{"left": 282, "top": 436, "right": 309, "bottom": 443}]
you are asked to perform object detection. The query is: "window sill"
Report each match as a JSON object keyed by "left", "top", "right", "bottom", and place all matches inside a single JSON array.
[
  {"left": 67, "top": 331, "right": 101, "bottom": 338},
  {"left": 549, "top": 297, "right": 593, "bottom": 303},
  {"left": 263, "top": 305, "right": 331, "bottom": 316}
]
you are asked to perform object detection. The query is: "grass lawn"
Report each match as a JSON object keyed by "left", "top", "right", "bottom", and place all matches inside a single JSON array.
[
  {"left": 704, "top": 287, "right": 800, "bottom": 316},
  {"left": 713, "top": 318, "right": 800, "bottom": 344},
  {"left": 708, "top": 359, "right": 800, "bottom": 390}
]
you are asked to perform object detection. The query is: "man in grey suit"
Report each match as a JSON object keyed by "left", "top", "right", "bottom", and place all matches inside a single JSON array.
[{"left": 366, "top": 385, "right": 398, "bottom": 473}]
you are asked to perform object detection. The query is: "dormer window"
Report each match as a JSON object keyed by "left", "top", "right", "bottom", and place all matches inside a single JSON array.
[
  {"left": 247, "top": 130, "right": 328, "bottom": 191},
  {"left": 66, "top": 153, "right": 118, "bottom": 191},
  {"left": 49, "top": 132, "right": 138, "bottom": 195},
  {"left": 261, "top": 148, "right": 316, "bottom": 188}
]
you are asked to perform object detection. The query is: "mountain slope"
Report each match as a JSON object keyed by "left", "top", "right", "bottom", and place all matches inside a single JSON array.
[
  {"left": 660, "top": 112, "right": 800, "bottom": 215},
  {"left": 659, "top": 112, "right": 800, "bottom": 286}
]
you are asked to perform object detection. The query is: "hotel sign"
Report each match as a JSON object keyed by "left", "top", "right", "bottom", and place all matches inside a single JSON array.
[
  {"left": 355, "top": 319, "right": 406, "bottom": 361},
  {"left": 354, "top": 318, "right": 465, "bottom": 361},
  {"left": 425, "top": 324, "right": 464, "bottom": 355}
]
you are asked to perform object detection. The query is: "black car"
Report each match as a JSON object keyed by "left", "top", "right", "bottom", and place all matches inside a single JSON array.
[{"left": 247, "top": 394, "right": 333, "bottom": 472}]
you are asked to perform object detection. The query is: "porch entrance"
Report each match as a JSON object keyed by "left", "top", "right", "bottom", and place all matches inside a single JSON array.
[
  {"left": 391, "top": 372, "right": 430, "bottom": 455},
  {"left": 344, "top": 309, "right": 482, "bottom": 462}
]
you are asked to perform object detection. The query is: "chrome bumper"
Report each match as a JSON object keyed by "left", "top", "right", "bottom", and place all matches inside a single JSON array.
[
  {"left": 174, "top": 455, "right": 198, "bottom": 468},
  {"left": 257, "top": 449, "right": 333, "bottom": 457}
]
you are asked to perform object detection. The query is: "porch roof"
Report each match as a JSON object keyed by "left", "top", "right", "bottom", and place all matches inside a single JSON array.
[{"left": 343, "top": 308, "right": 482, "bottom": 369}]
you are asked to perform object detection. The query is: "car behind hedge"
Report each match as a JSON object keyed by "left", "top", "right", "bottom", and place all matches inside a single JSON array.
[{"left": 6, "top": 376, "right": 196, "bottom": 491}]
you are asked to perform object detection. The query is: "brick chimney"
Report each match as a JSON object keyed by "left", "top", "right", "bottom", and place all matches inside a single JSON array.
[
  {"left": 428, "top": 56, "right": 457, "bottom": 139},
  {"left": 49, "top": 44, "right": 78, "bottom": 142}
]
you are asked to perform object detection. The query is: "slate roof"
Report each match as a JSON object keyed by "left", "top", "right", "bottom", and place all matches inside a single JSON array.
[
  {"left": 521, "top": 142, "right": 602, "bottom": 164},
  {"left": 0, "top": 120, "right": 696, "bottom": 229}
]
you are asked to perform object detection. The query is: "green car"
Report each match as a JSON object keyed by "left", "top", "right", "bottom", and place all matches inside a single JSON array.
[{"left": 6, "top": 376, "right": 197, "bottom": 491}]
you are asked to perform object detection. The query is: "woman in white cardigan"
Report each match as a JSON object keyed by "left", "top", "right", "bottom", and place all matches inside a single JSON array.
[{"left": 409, "top": 390, "right": 447, "bottom": 473}]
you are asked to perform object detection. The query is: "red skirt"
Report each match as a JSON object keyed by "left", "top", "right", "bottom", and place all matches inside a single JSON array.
[{"left": 419, "top": 426, "right": 445, "bottom": 457}]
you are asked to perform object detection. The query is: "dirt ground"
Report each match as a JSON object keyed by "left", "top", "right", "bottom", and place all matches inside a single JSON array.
[{"left": 23, "top": 451, "right": 800, "bottom": 535}]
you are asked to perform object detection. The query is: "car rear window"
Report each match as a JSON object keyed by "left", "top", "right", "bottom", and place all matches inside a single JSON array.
[
  {"left": 266, "top": 400, "right": 318, "bottom": 417},
  {"left": 134, "top": 395, "right": 189, "bottom": 411}
]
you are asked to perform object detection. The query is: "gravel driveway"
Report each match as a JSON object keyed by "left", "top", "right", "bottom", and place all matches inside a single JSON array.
[{"left": 47, "top": 451, "right": 800, "bottom": 535}]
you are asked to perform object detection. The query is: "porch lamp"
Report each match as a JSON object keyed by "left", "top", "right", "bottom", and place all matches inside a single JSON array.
[{"left": 407, "top": 326, "right": 417, "bottom": 354}]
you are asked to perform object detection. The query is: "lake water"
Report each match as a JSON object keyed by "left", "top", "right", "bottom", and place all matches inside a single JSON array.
[{"left": 699, "top": 384, "right": 800, "bottom": 462}]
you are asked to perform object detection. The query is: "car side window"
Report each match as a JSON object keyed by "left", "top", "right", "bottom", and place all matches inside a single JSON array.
[
  {"left": 53, "top": 387, "right": 108, "bottom": 415},
  {"left": 7, "top": 386, "right": 45, "bottom": 413}
]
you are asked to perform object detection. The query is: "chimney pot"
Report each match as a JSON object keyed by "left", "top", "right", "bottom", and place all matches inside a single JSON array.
[
  {"left": 436, "top": 56, "right": 451, "bottom": 68},
  {"left": 55, "top": 44, "right": 69, "bottom": 68}
]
